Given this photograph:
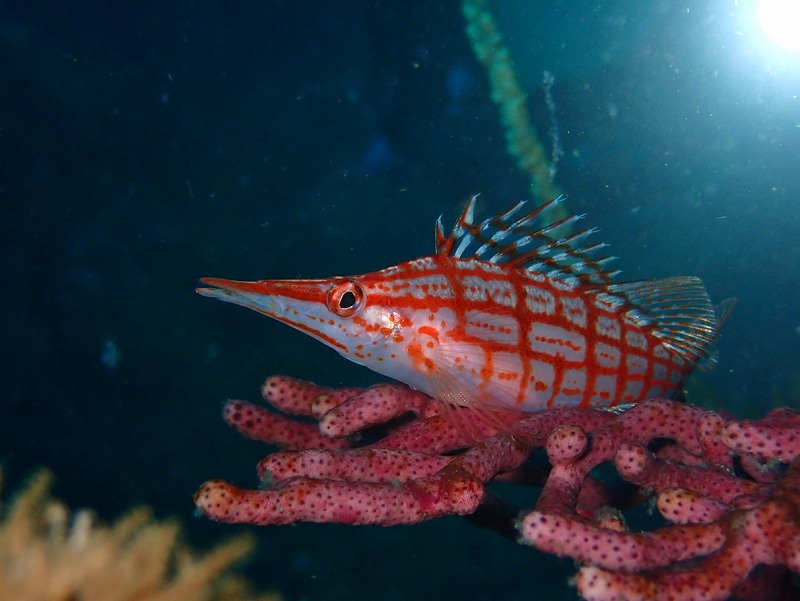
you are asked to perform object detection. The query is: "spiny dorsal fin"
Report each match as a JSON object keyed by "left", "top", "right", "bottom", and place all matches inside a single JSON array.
[
  {"left": 590, "top": 276, "right": 730, "bottom": 368},
  {"left": 435, "top": 195, "right": 618, "bottom": 285}
]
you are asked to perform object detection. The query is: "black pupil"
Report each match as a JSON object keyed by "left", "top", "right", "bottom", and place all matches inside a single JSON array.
[{"left": 340, "top": 290, "right": 357, "bottom": 309}]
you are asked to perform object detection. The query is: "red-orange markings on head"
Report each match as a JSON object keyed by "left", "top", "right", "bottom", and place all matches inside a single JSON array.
[
  {"left": 417, "top": 325, "right": 439, "bottom": 341},
  {"left": 407, "top": 340, "right": 435, "bottom": 373}
]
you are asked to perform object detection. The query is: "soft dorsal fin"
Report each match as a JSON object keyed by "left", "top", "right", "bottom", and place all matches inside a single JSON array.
[
  {"left": 435, "top": 195, "right": 618, "bottom": 285},
  {"left": 590, "top": 277, "right": 732, "bottom": 368}
]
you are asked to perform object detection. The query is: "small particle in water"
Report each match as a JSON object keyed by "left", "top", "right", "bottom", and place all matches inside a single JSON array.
[{"left": 101, "top": 339, "right": 121, "bottom": 369}]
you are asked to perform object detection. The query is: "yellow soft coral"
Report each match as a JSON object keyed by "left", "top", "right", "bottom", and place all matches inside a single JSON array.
[{"left": 0, "top": 469, "right": 282, "bottom": 601}]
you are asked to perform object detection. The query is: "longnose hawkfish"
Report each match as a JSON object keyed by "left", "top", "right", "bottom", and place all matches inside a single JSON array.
[{"left": 199, "top": 196, "right": 732, "bottom": 428}]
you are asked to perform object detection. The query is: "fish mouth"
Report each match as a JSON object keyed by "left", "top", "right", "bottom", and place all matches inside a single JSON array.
[
  {"left": 197, "top": 277, "right": 244, "bottom": 295},
  {"left": 197, "top": 277, "right": 335, "bottom": 319},
  {"left": 197, "top": 277, "right": 281, "bottom": 315},
  {"left": 197, "top": 277, "right": 254, "bottom": 300}
]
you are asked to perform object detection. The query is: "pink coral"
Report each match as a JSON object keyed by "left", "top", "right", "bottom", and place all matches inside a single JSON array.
[{"left": 195, "top": 376, "right": 800, "bottom": 601}]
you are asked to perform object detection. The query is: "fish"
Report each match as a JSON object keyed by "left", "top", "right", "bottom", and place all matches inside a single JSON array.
[{"left": 198, "top": 195, "right": 733, "bottom": 425}]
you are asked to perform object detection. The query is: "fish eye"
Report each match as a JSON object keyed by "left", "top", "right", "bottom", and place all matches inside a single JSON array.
[
  {"left": 326, "top": 280, "right": 365, "bottom": 317},
  {"left": 340, "top": 290, "right": 357, "bottom": 309}
]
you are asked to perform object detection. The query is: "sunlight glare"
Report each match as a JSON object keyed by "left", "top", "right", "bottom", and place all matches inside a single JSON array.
[{"left": 757, "top": 0, "right": 800, "bottom": 52}]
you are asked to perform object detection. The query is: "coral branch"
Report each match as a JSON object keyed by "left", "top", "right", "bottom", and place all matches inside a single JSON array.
[
  {"left": 462, "top": 0, "right": 563, "bottom": 205},
  {"left": 195, "top": 376, "right": 800, "bottom": 601}
]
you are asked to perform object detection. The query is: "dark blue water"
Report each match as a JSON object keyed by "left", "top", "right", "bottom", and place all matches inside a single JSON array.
[{"left": 2, "top": 1, "right": 798, "bottom": 599}]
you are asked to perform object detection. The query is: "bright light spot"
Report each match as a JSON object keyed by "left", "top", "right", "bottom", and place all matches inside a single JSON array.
[{"left": 757, "top": 0, "right": 800, "bottom": 52}]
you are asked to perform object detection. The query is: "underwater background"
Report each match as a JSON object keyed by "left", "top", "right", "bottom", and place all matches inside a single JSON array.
[{"left": 2, "top": 1, "right": 799, "bottom": 599}]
